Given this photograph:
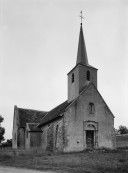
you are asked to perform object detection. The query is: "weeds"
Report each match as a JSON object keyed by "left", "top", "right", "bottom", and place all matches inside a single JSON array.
[
  {"left": 0, "top": 149, "right": 127, "bottom": 173},
  {"left": 0, "top": 153, "right": 12, "bottom": 162},
  {"left": 118, "top": 159, "right": 125, "bottom": 162}
]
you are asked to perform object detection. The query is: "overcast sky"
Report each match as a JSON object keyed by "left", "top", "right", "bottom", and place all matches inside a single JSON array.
[{"left": 0, "top": 0, "right": 128, "bottom": 140}]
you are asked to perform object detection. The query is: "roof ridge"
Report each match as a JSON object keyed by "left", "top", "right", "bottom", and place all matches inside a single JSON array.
[
  {"left": 26, "top": 123, "right": 38, "bottom": 124},
  {"left": 17, "top": 107, "right": 48, "bottom": 113},
  {"left": 38, "top": 100, "right": 68, "bottom": 123}
]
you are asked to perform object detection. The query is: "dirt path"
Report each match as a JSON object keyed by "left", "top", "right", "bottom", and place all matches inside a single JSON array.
[{"left": 0, "top": 166, "right": 55, "bottom": 173}]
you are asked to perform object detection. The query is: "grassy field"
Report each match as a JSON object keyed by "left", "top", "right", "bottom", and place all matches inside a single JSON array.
[{"left": 0, "top": 149, "right": 128, "bottom": 173}]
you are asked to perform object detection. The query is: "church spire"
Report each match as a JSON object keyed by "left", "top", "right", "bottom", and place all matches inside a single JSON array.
[
  {"left": 76, "top": 15, "right": 88, "bottom": 65},
  {"left": 67, "top": 13, "right": 98, "bottom": 102}
]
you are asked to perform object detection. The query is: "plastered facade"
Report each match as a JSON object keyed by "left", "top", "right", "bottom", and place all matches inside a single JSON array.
[
  {"left": 41, "top": 118, "right": 64, "bottom": 152},
  {"left": 63, "top": 83, "right": 115, "bottom": 152},
  {"left": 40, "top": 83, "right": 115, "bottom": 152},
  {"left": 68, "top": 64, "right": 97, "bottom": 102}
]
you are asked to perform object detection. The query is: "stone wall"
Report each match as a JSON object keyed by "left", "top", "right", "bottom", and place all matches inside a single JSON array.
[
  {"left": 41, "top": 118, "right": 64, "bottom": 152},
  {"left": 68, "top": 64, "right": 97, "bottom": 102},
  {"left": 63, "top": 83, "right": 115, "bottom": 152},
  {"left": 30, "top": 132, "right": 42, "bottom": 148},
  {"left": 12, "top": 127, "right": 18, "bottom": 149},
  {"left": 25, "top": 130, "right": 30, "bottom": 149},
  {"left": 54, "top": 120, "right": 64, "bottom": 151},
  {"left": 41, "top": 125, "right": 48, "bottom": 151},
  {"left": 12, "top": 106, "right": 19, "bottom": 149},
  {"left": 116, "top": 134, "right": 128, "bottom": 148},
  {"left": 25, "top": 131, "right": 42, "bottom": 149},
  {"left": 46, "top": 124, "right": 54, "bottom": 151},
  {"left": 19, "top": 128, "right": 25, "bottom": 148},
  {"left": 40, "top": 83, "right": 115, "bottom": 152}
]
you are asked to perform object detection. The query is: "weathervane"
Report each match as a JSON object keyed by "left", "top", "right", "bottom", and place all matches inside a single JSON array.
[{"left": 79, "top": 10, "right": 84, "bottom": 24}]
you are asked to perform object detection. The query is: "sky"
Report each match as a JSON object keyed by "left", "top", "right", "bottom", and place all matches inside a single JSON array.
[{"left": 0, "top": 0, "right": 128, "bottom": 140}]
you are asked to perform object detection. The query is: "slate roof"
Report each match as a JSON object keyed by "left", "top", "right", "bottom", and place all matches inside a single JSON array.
[
  {"left": 76, "top": 23, "right": 88, "bottom": 65},
  {"left": 27, "top": 123, "right": 42, "bottom": 132},
  {"left": 17, "top": 107, "right": 47, "bottom": 127},
  {"left": 38, "top": 100, "right": 71, "bottom": 127}
]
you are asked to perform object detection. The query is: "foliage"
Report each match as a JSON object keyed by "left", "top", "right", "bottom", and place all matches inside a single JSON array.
[
  {"left": 118, "top": 125, "right": 128, "bottom": 134},
  {"left": 1, "top": 139, "right": 12, "bottom": 148},
  {"left": 0, "top": 116, "right": 4, "bottom": 123},
  {"left": 115, "top": 129, "right": 118, "bottom": 135},
  {"left": 0, "top": 115, "right": 5, "bottom": 143},
  {"left": 0, "top": 127, "right": 5, "bottom": 142}
]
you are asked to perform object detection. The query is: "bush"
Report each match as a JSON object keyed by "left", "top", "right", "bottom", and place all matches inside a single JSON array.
[{"left": 0, "top": 139, "right": 12, "bottom": 149}]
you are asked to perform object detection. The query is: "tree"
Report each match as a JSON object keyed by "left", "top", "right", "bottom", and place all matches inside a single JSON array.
[
  {"left": 118, "top": 125, "right": 128, "bottom": 134},
  {"left": 1, "top": 139, "right": 12, "bottom": 148},
  {"left": 0, "top": 115, "right": 5, "bottom": 143},
  {"left": 7, "top": 139, "right": 12, "bottom": 147}
]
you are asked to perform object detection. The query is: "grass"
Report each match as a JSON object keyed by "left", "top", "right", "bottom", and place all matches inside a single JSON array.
[{"left": 0, "top": 149, "right": 128, "bottom": 173}]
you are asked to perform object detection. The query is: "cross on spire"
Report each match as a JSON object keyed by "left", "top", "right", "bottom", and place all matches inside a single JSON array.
[
  {"left": 79, "top": 11, "right": 84, "bottom": 24},
  {"left": 76, "top": 14, "right": 88, "bottom": 65}
]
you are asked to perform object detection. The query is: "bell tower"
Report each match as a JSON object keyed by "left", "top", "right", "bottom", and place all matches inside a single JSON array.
[{"left": 68, "top": 16, "right": 98, "bottom": 103}]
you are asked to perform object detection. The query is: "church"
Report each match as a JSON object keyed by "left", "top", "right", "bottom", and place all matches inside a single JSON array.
[{"left": 12, "top": 21, "right": 116, "bottom": 151}]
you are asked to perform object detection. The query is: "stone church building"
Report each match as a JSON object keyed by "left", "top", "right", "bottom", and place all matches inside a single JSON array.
[{"left": 12, "top": 23, "right": 116, "bottom": 151}]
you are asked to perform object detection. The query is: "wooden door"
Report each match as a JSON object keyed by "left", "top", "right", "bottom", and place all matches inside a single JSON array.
[{"left": 86, "top": 130, "right": 94, "bottom": 149}]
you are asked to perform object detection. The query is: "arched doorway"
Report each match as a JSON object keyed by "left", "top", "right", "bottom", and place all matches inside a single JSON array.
[
  {"left": 83, "top": 121, "right": 98, "bottom": 149},
  {"left": 86, "top": 125, "right": 95, "bottom": 149}
]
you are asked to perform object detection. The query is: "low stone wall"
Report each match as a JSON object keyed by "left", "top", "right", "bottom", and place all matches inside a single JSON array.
[{"left": 116, "top": 134, "right": 128, "bottom": 148}]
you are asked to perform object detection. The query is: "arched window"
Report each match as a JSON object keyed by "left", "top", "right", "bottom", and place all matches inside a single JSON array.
[
  {"left": 87, "top": 70, "right": 90, "bottom": 81},
  {"left": 89, "top": 103, "right": 95, "bottom": 114},
  {"left": 72, "top": 73, "right": 74, "bottom": 83}
]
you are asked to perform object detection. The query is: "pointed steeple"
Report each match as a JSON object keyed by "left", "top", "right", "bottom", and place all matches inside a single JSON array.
[
  {"left": 67, "top": 15, "right": 98, "bottom": 102},
  {"left": 76, "top": 23, "right": 89, "bottom": 65}
]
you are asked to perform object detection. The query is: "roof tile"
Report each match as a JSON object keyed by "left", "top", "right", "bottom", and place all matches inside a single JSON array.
[
  {"left": 18, "top": 108, "right": 47, "bottom": 127},
  {"left": 38, "top": 100, "right": 71, "bottom": 127},
  {"left": 27, "top": 123, "right": 42, "bottom": 132}
]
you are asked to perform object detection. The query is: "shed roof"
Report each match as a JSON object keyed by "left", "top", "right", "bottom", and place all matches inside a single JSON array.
[{"left": 27, "top": 123, "right": 42, "bottom": 132}]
